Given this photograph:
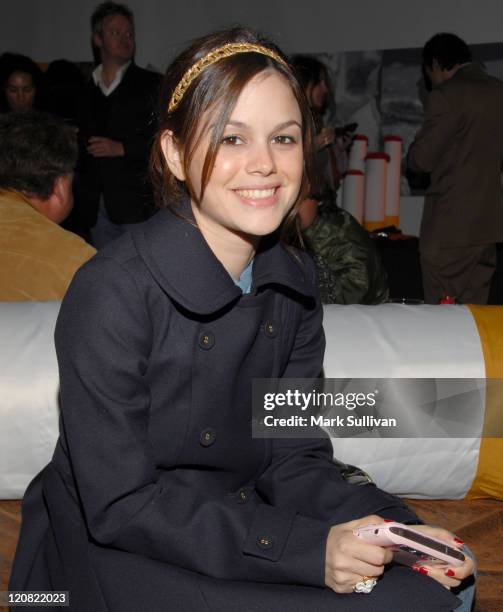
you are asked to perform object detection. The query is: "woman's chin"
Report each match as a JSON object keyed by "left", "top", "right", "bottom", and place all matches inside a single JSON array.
[{"left": 237, "top": 218, "right": 284, "bottom": 239}]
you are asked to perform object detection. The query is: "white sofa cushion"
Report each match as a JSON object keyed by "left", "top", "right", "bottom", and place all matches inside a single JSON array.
[{"left": 0, "top": 301, "right": 60, "bottom": 499}]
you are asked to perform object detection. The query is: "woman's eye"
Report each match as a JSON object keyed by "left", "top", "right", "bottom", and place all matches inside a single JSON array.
[
  {"left": 221, "top": 135, "right": 243, "bottom": 145},
  {"left": 273, "top": 135, "right": 297, "bottom": 145}
]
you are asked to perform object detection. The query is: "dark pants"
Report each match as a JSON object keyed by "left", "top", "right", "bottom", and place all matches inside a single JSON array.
[{"left": 420, "top": 243, "right": 496, "bottom": 304}]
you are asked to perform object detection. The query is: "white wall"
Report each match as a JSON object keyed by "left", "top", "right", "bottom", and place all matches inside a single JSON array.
[{"left": 3, "top": 0, "right": 503, "bottom": 69}]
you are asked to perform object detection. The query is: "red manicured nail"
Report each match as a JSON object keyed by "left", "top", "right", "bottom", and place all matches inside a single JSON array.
[
  {"left": 445, "top": 569, "right": 455, "bottom": 577},
  {"left": 454, "top": 538, "right": 464, "bottom": 545},
  {"left": 418, "top": 567, "right": 429, "bottom": 575},
  {"left": 383, "top": 520, "right": 393, "bottom": 523}
]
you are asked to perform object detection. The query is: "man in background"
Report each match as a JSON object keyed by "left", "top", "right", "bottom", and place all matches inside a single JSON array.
[
  {"left": 0, "top": 112, "right": 96, "bottom": 300},
  {"left": 407, "top": 33, "right": 503, "bottom": 304},
  {"left": 73, "top": 1, "right": 160, "bottom": 247}
]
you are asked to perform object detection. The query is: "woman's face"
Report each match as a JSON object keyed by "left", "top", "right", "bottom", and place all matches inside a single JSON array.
[
  {"left": 308, "top": 76, "right": 328, "bottom": 112},
  {"left": 178, "top": 69, "right": 304, "bottom": 244},
  {"left": 5, "top": 71, "right": 36, "bottom": 112}
]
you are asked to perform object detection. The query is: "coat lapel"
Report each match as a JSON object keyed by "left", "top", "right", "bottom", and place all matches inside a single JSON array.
[{"left": 132, "top": 201, "right": 315, "bottom": 315}]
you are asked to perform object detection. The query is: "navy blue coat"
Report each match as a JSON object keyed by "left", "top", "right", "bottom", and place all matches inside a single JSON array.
[{"left": 10, "top": 203, "right": 459, "bottom": 611}]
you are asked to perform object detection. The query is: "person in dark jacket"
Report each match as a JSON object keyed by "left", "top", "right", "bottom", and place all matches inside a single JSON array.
[
  {"left": 44, "top": 59, "right": 86, "bottom": 126},
  {"left": 10, "top": 27, "right": 474, "bottom": 611},
  {"left": 72, "top": 1, "right": 161, "bottom": 247}
]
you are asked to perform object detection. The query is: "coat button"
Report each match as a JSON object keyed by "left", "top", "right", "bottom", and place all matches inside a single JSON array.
[
  {"left": 263, "top": 321, "right": 277, "bottom": 338},
  {"left": 257, "top": 536, "right": 273, "bottom": 549},
  {"left": 237, "top": 489, "right": 248, "bottom": 504},
  {"left": 198, "top": 331, "right": 215, "bottom": 350},
  {"left": 199, "top": 428, "right": 216, "bottom": 447}
]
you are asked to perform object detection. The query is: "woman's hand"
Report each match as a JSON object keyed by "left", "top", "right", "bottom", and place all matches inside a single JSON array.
[
  {"left": 315, "top": 126, "right": 335, "bottom": 150},
  {"left": 87, "top": 136, "right": 125, "bottom": 158},
  {"left": 409, "top": 525, "right": 475, "bottom": 589},
  {"left": 325, "top": 515, "right": 393, "bottom": 593}
]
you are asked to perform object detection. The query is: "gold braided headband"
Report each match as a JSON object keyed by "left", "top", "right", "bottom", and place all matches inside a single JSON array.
[{"left": 167, "top": 42, "right": 288, "bottom": 114}]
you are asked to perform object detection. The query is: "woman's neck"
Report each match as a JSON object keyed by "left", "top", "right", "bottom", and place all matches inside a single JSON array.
[{"left": 191, "top": 204, "right": 258, "bottom": 281}]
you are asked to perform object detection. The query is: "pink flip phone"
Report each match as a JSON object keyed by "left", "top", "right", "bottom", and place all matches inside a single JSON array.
[{"left": 353, "top": 522, "right": 465, "bottom": 567}]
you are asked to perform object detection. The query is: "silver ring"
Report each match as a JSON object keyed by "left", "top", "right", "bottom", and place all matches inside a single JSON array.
[{"left": 353, "top": 576, "right": 377, "bottom": 594}]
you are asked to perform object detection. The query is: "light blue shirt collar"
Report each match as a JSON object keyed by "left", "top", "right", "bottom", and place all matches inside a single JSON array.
[{"left": 234, "top": 259, "right": 253, "bottom": 294}]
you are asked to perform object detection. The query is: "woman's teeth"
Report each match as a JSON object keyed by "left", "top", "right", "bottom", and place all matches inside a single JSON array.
[{"left": 235, "top": 188, "right": 276, "bottom": 199}]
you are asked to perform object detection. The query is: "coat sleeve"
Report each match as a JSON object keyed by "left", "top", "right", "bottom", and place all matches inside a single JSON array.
[
  {"left": 255, "top": 256, "right": 420, "bottom": 573},
  {"left": 55, "top": 255, "right": 333, "bottom": 588},
  {"left": 407, "top": 88, "right": 459, "bottom": 174}
]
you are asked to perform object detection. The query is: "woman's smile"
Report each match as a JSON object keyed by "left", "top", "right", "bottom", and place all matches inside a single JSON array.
[{"left": 233, "top": 185, "right": 280, "bottom": 207}]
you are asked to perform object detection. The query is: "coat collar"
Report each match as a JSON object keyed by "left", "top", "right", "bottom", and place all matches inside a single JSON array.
[
  {"left": 450, "top": 62, "right": 486, "bottom": 82},
  {"left": 132, "top": 200, "right": 314, "bottom": 315},
  {"left": 0, "top": 188, "right": 33, "bottom": 207},
  {"left": 433, "top": 63, "right": 486, "bottom": 92}
]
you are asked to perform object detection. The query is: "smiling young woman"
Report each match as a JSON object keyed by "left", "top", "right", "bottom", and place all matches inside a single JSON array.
[
  {"left": 161, "top": 67, "right": 305, "bottom": 278},
  {"left": 10, "top": 26, "right": 474, "bottom": 612}
]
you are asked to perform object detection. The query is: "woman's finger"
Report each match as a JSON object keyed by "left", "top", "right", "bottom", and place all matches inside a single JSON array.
[
  {"left": 327, "top": 570, "right": 379, "bottom": 594},
  {"left": 344, "top": 559, "right": 385, "bottom": 579},
  {"left": 445, "top": 558, "right": 475, "bottom": 581},
  {"left": 412, "top": 563, "right": 462, "bottom": 589},
  {"left": 349, "top": 514, "right": 384, "bottom": 530},
  {"left": 412, "top": 524, "right": 464, "bottom": 548}
]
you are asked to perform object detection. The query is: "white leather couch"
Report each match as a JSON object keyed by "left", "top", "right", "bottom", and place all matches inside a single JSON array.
[{"left": 0, "top": 301, "right": 495, "bottom": 500}]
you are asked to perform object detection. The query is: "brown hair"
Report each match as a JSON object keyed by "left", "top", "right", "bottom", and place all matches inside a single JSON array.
[
  {"left": 0, "top": 111, "right": 77, "bottom": 199},
  {"left": 150, "top": 26, "right": 317, "bottom": 240},
  {"left": 91, "top": 1, "right": 134, "bottom": 36}
]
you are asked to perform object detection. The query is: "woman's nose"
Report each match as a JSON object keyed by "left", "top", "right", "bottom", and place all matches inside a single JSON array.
[{"left": 246, "top": 142, "right": 276, "bottom": 175}]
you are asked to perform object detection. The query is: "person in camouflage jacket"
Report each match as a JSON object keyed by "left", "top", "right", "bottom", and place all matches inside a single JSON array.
[{"left": 302, "top": 197, "right": 389, "bottom": 305}]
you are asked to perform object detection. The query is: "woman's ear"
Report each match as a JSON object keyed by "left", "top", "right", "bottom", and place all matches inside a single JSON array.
[{"left": 160, "top": 130, "right": 185, "bottom": 181}]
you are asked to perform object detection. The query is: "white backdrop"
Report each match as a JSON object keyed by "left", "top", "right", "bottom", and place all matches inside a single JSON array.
[{"left": 3, "top": 0, "right": 503, "bottom": 70}]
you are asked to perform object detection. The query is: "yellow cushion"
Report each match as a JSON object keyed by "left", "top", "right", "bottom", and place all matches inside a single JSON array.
[{"left": 466, "top": 306, "right": 503, "bottom": 500}]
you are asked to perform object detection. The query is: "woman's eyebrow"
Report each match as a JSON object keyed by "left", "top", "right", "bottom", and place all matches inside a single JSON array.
[{"left": 225, "top": 119, "right": 302, "bottom": 130}]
